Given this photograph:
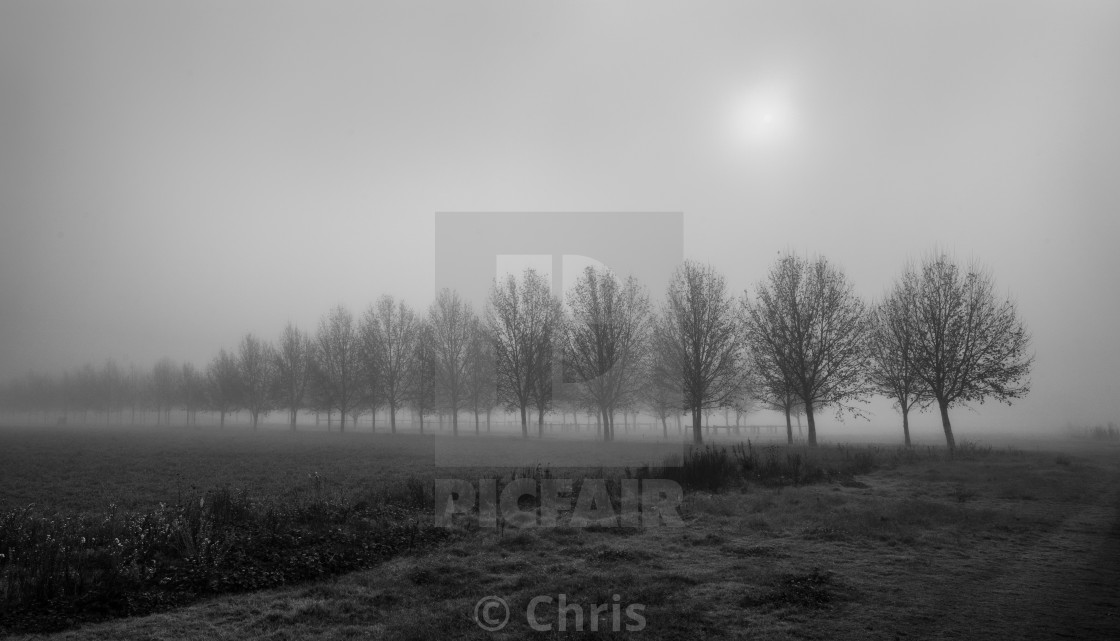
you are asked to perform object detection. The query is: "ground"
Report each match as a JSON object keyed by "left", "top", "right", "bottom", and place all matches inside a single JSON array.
[{"left": 1, "top": 425, "right": 1118, "bottom": 639}]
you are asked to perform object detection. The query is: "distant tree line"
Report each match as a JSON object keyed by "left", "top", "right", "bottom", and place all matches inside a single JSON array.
[{"left": 0, "top": 252, "right": 1033, "bottom": 451}]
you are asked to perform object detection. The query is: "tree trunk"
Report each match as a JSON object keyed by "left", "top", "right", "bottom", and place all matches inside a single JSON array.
[
  {"left": 662, "top": 415, "right": 668, "bottom": 440},
  {"left": 452, "top": 407, "right": 458, "bottom": 436},
  {"left": 804, "top": 399, "right": 817, "bottom": 446},
  {"left": 390, "top": 406, "right": 397, "bottom": 434},
  {"left": 220, "top": 410, "right": 225, "bottom": 429},
  {"left": 785, "top": 406, "right": 793, "bottom": 444},
  {"left": 474, "top": 410, "right": 480, "bottom": 434},
  {"left": 939, "top": 399, "right": 955, "bottom": 452},
  {"left": 520, "top": 405, "right": 528, "bottom": 438},
  {"left": 486, "top": 407, "right": 491, "bottom": 432},
  {"left": 537, "top": 408, "right": 544, "bottom": 437},
  {"left": 902, "top": 406, "right": 911, "bottom": 447},
  {"left": 692, "top": 406, "right": 703, "bottom": 444}
]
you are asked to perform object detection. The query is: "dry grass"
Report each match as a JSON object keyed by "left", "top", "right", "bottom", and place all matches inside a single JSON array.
[{"left": 2, "top": 425, "right": 1119, "bottom": 639}]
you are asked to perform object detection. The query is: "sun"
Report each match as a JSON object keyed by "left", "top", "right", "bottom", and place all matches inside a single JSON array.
[{"left": 730, "top": 85, "right": 796, "bottom": 145}]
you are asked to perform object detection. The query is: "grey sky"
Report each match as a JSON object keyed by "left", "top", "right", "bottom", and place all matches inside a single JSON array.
[{"left": 1, "top": 1, "right": 1117, "bottom": 432}]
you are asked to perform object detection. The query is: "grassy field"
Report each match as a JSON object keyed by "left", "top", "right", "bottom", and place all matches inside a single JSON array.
[
  {"left": 1, "top": 425, "right": 1118, "bottom": 639},
  {"left": 0, "top": 425, "right": 693, "bottom": 514}
]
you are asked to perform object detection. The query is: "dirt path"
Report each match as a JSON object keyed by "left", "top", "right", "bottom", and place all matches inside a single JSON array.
[{"left": 911, "top": 464, "right": 1120, "bottom": 640}]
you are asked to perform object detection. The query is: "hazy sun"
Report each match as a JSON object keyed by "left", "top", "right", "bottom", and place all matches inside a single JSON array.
[{"left": 731, "top": 85, "right": 796, "bottom": 146}]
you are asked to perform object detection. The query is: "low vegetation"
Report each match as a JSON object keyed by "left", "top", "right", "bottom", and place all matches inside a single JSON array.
[
  {"left": 2, "top": 426, "right": 1118, "bottom": 639},
  {"left": 0, "top": 484, "right": 447, "bottom": 634}
]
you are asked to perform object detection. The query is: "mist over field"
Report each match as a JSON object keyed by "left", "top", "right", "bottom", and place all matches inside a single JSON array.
[{"left": 0, "top": 1, "right": 1118, "bottom": 435}]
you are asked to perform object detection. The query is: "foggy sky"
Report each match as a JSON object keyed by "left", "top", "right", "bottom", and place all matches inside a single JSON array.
[{"left": 1, "top": 1, "right": 1118, "bottom": 433}]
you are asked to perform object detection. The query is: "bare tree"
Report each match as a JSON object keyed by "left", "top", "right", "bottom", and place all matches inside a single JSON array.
[
  {"left": 487, "top": 269, "right": 560, "bottom": 437},
  {"left": 642, "top": 345, "right": 682, "bottom": 440},
  {"left": 743, "top": 254, "right": 869, "bottom": 446},
  {"left": 275, "top": 322, "right": 313, "bottom": 430},
  {"left": 529, "top": 278, "right": 563, "bottom": 437},
  {"left": 371, "top": 295, "right": 419, "bottom": 433},
  {"left": 151, "top": 358, "right": 179, "bottom": 426},
  {"left": 744, "top": 335, "right": 806, "bottom": 445},
  {"left": 563, "top": 266, "right": 652, "bottom": 442},
  {"left": 180, "top": 362, "right": 203, "bottom": 427},
  {"left": 729, "top": 376, "right": 759, "bottom": 430},
  {"left": 900, "top": 253, "right": 1033, "bottom": 451},
  {"left": 357, "top": 306, "right": 383, "bottom": 432},
  {"left": 428, "top": 288, "right": 476, "bottom": 435},
  {"left": 306, "top": 356, "right": 336, "bottom": 429},
  {"left": 867, "top": 286, "right": 930, "bottom": 446},
  {"left": 99, "top": 359, "right": 126, "bottom": 424},
  {"left": 464, "top": 317, "right": 496, "bottom": 433},
  {"left": 124, "top": 364, "right": 146, "bottom": 425},
  {"left": 206, "top": 349, "right": 240, "bottom": 428},
  {"left": 653, "top": 261, "right": 743, "bottom": 444},
  {"left": 72, "top": 363, "right": 98, "bottom": 423},
  {"left": 238, "top": 334, "right": 276, "bottom": 430},
  {"left": 412, "top": 319, "right": 437, "bottom": 433},
  {"left": 315, "top": 305, "right": 363, "bottom": 432}
]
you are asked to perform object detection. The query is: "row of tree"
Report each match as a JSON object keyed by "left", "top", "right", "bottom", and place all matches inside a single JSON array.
[{"left": 0, "top": 252, "right": 1033, "bottom": 450}]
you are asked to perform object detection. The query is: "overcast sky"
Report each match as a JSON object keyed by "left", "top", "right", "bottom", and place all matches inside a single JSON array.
[{"left": 1, "top": 0, "right": 1117, "bottom": 434}]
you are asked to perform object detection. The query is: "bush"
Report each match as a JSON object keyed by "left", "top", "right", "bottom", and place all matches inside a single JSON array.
[{"left": 657, "top": 445, "right": 740, "bottom": 493}]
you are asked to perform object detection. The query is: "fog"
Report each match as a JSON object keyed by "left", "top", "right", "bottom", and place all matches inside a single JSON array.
[{"left": 1, "top": 1, "right": 1118, "bottom": 434}]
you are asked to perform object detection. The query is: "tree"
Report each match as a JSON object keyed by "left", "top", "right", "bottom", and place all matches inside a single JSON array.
[
  {"left": 743, "top": 254, "right": 869, "bottom": 446},
  {"left": 428, "top": 289, "right": 476, "bottom": 435},
  {"left": 206, "top": 349, "right": 241, "bottom": 428},
  {"left": 371, "top": 295, "right": 419, "bottom": 433},
  {"left": 528, "top": 277, "right": 563, "bottom": 437},
  {"left": 357, "top": 307, "right": 383, "bottom": 432},
  {"left": 275, "top": 322, "right": 313, "bottom": 430},
  {"left": 238, "top": 334, "right": 276, "bottom": 430},
  {"left": 563, "top": 266, "right": 652, "bottom": 442},
  {"left": 151, "top": 358, "right": 179, "bottom": 426},
  {"left": 306, "top": 355, "right": 336, "bottom": 428},
  {"left": 464, "top": 317, "right": 496, "bottom": 433},
  {"left": 899, "top": 253, "right": 1033, "bottom": 451},
  {"left": 98, "top": 359, "right": 126, "bottom": 424},
  {"left": 180, "top": 362, "right": 203, "bottom": 427},
  {"left": 487, "top": 269, "right": 560, "bottom": 437},
  {"left": 745, "top": 341, "right": 799, "bottom": 445},
  {"left": 867, "top": 286, "right": 930, "bottom": 446},
  {"left": 643, "top": 345, "right": 683, "bottom": 440},
  {"left": 412, "top": 320, "right": 437, "bottom": 433},
  {"left": 653, "top": 261, "right": 743, "bottom": 444},
  {"left": 315, "top": 305, "right": 363, "bottom": 432}
]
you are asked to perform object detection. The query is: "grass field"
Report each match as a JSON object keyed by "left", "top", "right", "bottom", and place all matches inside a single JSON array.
[{"left": 1, "top": 425, "right": 1118, "bottom": 639}]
